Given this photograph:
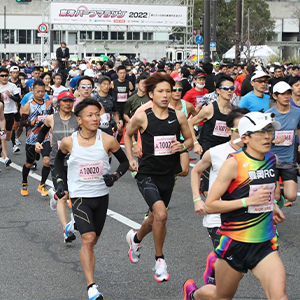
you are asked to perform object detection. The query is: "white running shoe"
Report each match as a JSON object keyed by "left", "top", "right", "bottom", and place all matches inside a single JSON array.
[
  {"left": 64, "top": 219, "right": 76, "bottom": 244},
  {"left": 15, "top": 138, "right": 21, "bottom": 146},
  {"left": 126, "top": 229, "right": 141, "bottom": 263},
  {"left": 88, "top": 284, "right": 103, "bottom": 300},
  {"left": 48, "top": 188, "right": 57, "bottom": 211},
  {"left": 13, "top": 145, "right": 20, "bottom": 153},
  {"left": 154, "top": 258, "right": 169, "bottom": 283}
]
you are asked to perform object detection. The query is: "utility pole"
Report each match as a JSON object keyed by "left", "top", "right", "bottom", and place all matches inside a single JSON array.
[
  {"left": 212, "top": 0, "right": 217, "bottom": 61},
  {"left": 204, "top": 0, "right": 211, "bottom": 63},
  {"left": 235, "top": 0, "right": 242, "bottom": 64}
]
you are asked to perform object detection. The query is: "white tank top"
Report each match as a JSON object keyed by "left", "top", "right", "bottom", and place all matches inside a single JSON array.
[
  {"left": 203, "top": 141, "right": 237, "bottom": 228},
  {"left": 67, "top": 129, "right": 110, "bottom": 198}
]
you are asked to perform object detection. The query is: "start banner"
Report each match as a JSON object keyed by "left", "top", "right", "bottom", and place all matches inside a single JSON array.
[{"left": 50, "top": 3, "right": 187, "bottom": 27}]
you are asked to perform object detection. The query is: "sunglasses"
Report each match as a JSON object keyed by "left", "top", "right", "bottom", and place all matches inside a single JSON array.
[
  {"left": 80, "top": 84, "right": 92, "bottom": 89},
  {"left": 219, "top": 86, "right": 235, "bottom": 91},
  {"left": 172, "top": 87, "right": 183, "bottom": 92},
  {"left": 0, "top": 74, "right": 9, "bottom": 78},
  {"left": 230, "top": 127, "right": 239, "bottom": 133},
  {"left": 247, "top": 127, "right": 274, "bottom": 136}
]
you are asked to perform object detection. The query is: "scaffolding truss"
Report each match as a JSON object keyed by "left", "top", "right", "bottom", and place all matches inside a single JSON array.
[{"left": 42, "top": 0, "right": 193, "bottom": 60}]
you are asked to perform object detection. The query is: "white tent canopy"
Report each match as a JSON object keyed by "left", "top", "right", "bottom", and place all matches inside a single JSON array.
[{"left": 223, "top": 45, "right": 277, "bottom": 60}]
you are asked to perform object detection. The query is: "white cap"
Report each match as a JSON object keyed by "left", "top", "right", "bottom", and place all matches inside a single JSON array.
[
  {"left": 273, "top": 81, "right": 293, "bottom": 94},
  {"left": 79, "top": 64, "right": 87, "bottom": 71},
  {"left": 269, "top": 67, "right": 275, "bottom": 73},
  {"left": 42, "top": 61, "right": 49, "bottom": 67},
  {"left": 238, "top": 112, "right": 281, "bottom": 137},
  {"left": 251, "top": 71, "right": 270, "bottom": 81},
  {"left": 71, "top": 64, "right": 76, "bottom": 68},
  {"left": 84, "top": 69, "right": 95, "bottom": 77},
  {"left": 10, "top": 66, "right": 19, "bottom": 72}
]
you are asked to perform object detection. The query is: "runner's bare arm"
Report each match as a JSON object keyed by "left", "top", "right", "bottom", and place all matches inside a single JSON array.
[
  {"left": 186, "top": 101, "right": 197, "bottom": 117},
  {"left": 206, "top": 157, "right": 271, "bottom": 214},
  {"left": 176, "top": 110, "right": 193, "bottom": 150}
]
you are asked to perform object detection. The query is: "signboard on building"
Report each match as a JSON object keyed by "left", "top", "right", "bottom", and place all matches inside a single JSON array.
[{"left": 50, "top": 3, "right": 187, "bottom": 27}]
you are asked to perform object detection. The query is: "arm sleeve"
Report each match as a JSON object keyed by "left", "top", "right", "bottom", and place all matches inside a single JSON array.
[
  {"left": 20, "top": 114, "right": 34, "bottom": 127},
  {"left": 37, "top": 125, "right": 51, "bottom": 143},
  {"left": 54, "top": 149, "right": 68, "bottom": 182},
  {"left": 11, "top": 93, "right": 21, "bottom": 104},
  {"left": 112, "top": 148, "right": 129, "bottom": 178}
]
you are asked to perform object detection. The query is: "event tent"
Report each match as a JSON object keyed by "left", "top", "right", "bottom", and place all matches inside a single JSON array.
[{"left": 223, "top": 45, "right": 277, "bottom": 60}]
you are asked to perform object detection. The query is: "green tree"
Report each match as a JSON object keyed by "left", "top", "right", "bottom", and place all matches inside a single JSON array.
[{"left": 193, "top": 0, "right": 275, "bottom": 57}]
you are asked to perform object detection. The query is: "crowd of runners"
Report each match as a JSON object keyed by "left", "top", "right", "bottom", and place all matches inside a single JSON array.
[{"left": 1, "top": 51, "right": 298, "bottom": 299}]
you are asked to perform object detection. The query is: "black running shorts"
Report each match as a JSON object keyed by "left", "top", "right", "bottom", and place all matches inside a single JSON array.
[
  {"left": 215, "top": 235, "right": 278, "bottom": 273},
  {"left": 4, "top": 113, "right": 14, "bottom": 131},
  {"left": 276, "top": 166, "right": 297, "bottom": 183},
  {"left": 136, "top": 173, "right": 175, "bottom": 211},
  {"left": 71, "top": 195, "right": 109, "bottom": 236},
  {"left": 25, "top": 141, "right": 51, "bottom": 164}
]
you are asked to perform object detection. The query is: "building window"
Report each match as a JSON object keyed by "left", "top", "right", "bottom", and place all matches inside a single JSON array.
[
  {"left": 34, "top": 30, "right": 41, "bottom": 44},
  {"left": 1, "top": 29, "right": 14, "bottom": 44},
  {"left": 111, "top": 31, "right": 125, "bottom": 40},
  {"left": 18, "top": 30, "right": 31, "bottom": 44},
  {"left": 127, "top": 32, "right": 140, "bottom": 40},
  {"left": 143, "top": 32, "right": 153, "bottom": 40},
  {"left": 80, "top": 31, "right": 92, "bottom": 40},
  {"left": 95, "top": 31, "right": 101, "bottom": 40},
  {"left": 102, "top": 31, "right": 108, "bottom": 40}
]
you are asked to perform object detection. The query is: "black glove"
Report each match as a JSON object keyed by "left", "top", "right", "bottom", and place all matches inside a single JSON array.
[
  {"left": 35, "top": 121, "right": 44, "bottom": 128},
  {"left": 103, "top": 173, "right": 118, "bottom": 187},
  {"left": 56, "top": 181, "right": 66, "bottom": 199}
]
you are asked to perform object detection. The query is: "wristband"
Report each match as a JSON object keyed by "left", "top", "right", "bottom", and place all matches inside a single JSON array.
[
  {"left": 113, "top": 172, "right": 120, "bottom": 181},
  {"left": 182, "top": 143, "right": 186, "bottom": 151},
  {"left": 56, "top": 178, "right": 63, "bottom": 183},
  {"left": 132, "top": 141, "right": 137, "bottom": 146},
  {"left": 193, "top": 141, "right": 199, "bottom": 145},
  {"left": 193, "top": 197, "right": 201, "bottom": 203},
  {"left": 241, "top": 197, "right": 247, "bottom": 208}
]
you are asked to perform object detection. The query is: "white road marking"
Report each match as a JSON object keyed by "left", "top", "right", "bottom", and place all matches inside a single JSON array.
[{"left": 1, "top": 159, "right": 141, "bottom": 229}]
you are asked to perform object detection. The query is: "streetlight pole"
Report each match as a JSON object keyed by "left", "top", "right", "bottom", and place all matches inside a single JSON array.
[
  {"left": 235, "top": 0, "right": 242, "bottom": 64},
  {"left": 204, "top": 0, "right": 211, "bottom": 63},
  {"left": 212, "top": 0, "right": 217, "bottom": 61}
]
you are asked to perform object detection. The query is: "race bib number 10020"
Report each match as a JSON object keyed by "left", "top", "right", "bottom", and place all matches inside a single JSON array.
[
  {"left": 78, "top": 161, "right": 103, "bottom": 181},
  {"left": 154, "top": 135, "right": 176, "bottom": 156}
]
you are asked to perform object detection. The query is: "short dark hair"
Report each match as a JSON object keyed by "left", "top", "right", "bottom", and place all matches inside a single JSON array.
[
  {"left": 61, "top": 42, "right": 67, "bottom": 46},
  {"left": 0, "top": 67, "right": 9, "bottom": 74},
  {"left": 136, "top": 73, "right": 150, "bottom": 84},
  {"left": 98, "top": 75, "right": 111, "bottom": 85},
  {"left": 202, "top": 63, "right": 213, "bottom": 75},
  {"left": 77, "top": 76, "right": 94, "bottom": 88},
  {"left": 19, "top": 72, "right": 26, "bottom": 78},
  {"left": 246, "top": 65, "right": 256, "bottom": 75},
  {"left": 215, "top": 74, "right": 234, "bottom": 89},
  {"left": 180, "top": 67, "right": 190, "bottom": 78},
  {"left": 74, "top": 98, "right": 102, "bottom": 117},
  {"left": 117, "top": 65, "right": 126, "bottom": 72},
  {"left": 33, "top": 79, "right": 45, "bottom": 89},
  {"left": 32, "top": 66, "right": 40, "bottom": 73},
  {"left": 40, "top": 72, "right": 52, "bottom": 80},
  {"left": 226, "top": 107, "right": 250, "bottom": 128},
  {"left": 289, "top": 75, "right": 300, "bottom": 86},
  {"left": 106, "top": 61, "right": 114, "bottom": 69},
  {"left": 145, "top": 72, "right": 175, "bottom": 99},
  {"left": 53, "top": 73, "right": 63, "bottom": 79},
  {"left": 274, "top": 65, "right": 282, "bottom": 71},
  {"left": 292, "top": 66, "right": 299, "bottom": 71}
]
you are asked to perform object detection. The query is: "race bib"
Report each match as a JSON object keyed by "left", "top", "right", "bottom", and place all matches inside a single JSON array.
[
  {"left": 248, "top": 183, "right": 275, "bottom": 213},
  {"left": 274, "top": 130, "right": 294, "bottom": 146},
  {"left": 154, "top": 135, "right": 176, "bottom": 156},
  {"left": 117, "top": 93, "right": 127, "bottom": 102},
  {"left": 18, "top": 88, "right": 22, "bottom": 95},
  {"left": 3, "top": 94, "right": 10, "bottom": 104},
  {"left": 213, "top": 120, "right": 229, "bottom": 137},
  {"left": 78, "top": 161, "right": 103, "bottom": 181},
  {"left": 57, "top": 140, "right": 61, "bottom": 150},
  {"left": 195, "top": 95, "right": 203, "bottom": 106},
  {"left": 38, "top": 115, "right": 47, "bottom": 122}
]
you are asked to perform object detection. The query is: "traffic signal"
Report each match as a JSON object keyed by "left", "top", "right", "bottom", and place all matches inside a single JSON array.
[{"left": 16, "top": 0, "right": 32, "bottom": 2}]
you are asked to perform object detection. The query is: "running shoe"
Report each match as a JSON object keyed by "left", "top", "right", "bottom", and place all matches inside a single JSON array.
[
  {"left": 154, "top": 258, "right": 169, "bottom": 283},
  {"left": 144, "top": 211, "right": 149, "bottom": 220},
  {"left": 4, "top": 157, "right": 12, "bottom": 167},
  {"left": 131, "top": 171, "right": 137, "bottom": 179},
  {"left": 37, "top": 183, "right": 48, "bottom": 197},
  {"left": 48, "top": 188, "right": 57, "bottom": 211},
  {"left": 126, "top": 229, "right": 141, "bottom": 263},
  {"left": 87, "top": 284, "right": 103, "bottom": 300},
  {"left": 13, "top": 145, "right": 20, "bottom": 153},
  {"left": 21, "top": 182, "right": 29, "bottom": 196},
  {"left": 15, "top": 138, "right": 21, "bottom": 146},
  {"left": 203, "top": 251, "right": 217, "bottom": 285},
  {"left": 284, "top": 199, "right": 293, "bottom": 207},
  {"left": 30, "top": 162, "right": 37, "bottom": 170},
  {"left": 183, "top": 279, "right": 198, "bottom": 300},
  {"left": 64, "top": 219, "right": 76, "bottom": 244}
]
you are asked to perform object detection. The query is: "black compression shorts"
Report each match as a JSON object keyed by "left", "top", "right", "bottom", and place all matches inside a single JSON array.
[
  {"left": 4, "top": 113, "right": 14, "bottom": 131},
  {"left": 136, "top": 173, "right": 175, "bottom": 211},
  {"left": 25, "top": 141, "right": 51, "bottom": 164},
  {"left": 71, "top": 195, "right": 109, "bottom": 236},
  {"left": 215, "top": 235, "right": 278, "bottom": 273}
]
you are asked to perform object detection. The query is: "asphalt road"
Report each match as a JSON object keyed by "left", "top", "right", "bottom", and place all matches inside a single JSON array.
[{"left": 0, "top": 138, "right": 299, "bottom": 300}]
